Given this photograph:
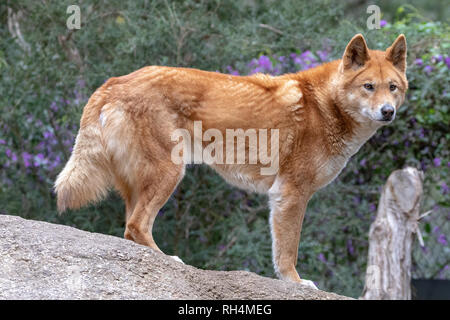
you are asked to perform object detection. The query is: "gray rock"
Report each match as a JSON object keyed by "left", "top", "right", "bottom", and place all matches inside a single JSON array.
[{"left": 0, "top": 214, "right": 350, "bottom": 300}]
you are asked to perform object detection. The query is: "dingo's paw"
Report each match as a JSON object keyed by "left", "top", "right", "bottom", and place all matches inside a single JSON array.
[
  {"left": 170, "top": 255, "right": 185, "bottom": 264},
  {"left": 300, "top": 279, "right": 318, "bottom": 290}
]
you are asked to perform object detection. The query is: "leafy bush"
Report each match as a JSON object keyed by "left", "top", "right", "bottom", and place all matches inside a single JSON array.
[{"left": 0, "top": 1, "right": 448, "bottom": 297}]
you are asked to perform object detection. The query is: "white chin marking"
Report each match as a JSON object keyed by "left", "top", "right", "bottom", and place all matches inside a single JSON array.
[
  {"left": 300, "top": 279, "right": 318, "bottom": 290},
  {"left": 170, "top": 255, "right": 185, "bottom": 264}
]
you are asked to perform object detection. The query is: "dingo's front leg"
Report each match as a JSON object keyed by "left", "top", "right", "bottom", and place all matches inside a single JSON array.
[{"left": 268, "top": 181, "right": 317, "bottom": 289}]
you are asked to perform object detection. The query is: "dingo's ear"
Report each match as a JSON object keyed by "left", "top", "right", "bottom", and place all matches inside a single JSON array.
[
  {"left": 342, "top": 34, "right": 370, "bottom": 71},
  {"left": 386, "top": 34, "right": 407, "bottom": 72}
]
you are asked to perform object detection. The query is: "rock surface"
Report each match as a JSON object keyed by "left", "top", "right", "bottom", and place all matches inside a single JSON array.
[{"left": 0, "top": 215, "right": 350, "bottom": 300}]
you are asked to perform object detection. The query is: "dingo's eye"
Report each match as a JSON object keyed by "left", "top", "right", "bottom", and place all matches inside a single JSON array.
[
  {"left": 390, "top": 84, "right": 397, "bottom": 91},
  {"left": 363, "top": 83, "right": 374, "bottom": 91}
]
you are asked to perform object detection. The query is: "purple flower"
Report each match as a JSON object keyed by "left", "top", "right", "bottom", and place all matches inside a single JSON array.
[
  {"left": 433, "top": 158, "right": 441, "bottom": 167},
  {"left": 33, "top": 153, "right": 46, "bottom": 167},
  {"left": 22, "top": 152, "right": 33, "bottom": 168},
  {"left": 300, "top": 51, "right": 317, "bottom": 67},
  {"left": 316, "top": 50, "right": 329, "bottom": 62},
  {"left": 0, "top": 139, "right": 5, "bottom": 145},
  {"left": 369, "top": 203, "right": 377, "bottom": 212},
  {"left": 347, "top": 239, "right": 355, "bottom": 256},
  {"left": 49, "top": 155, "right": 61, "bottom": 170},
  {"left": 414, "top": 58, "right": 423, "bottom": 66},
  {"left": 251, "top": 67, "right": 264, "bottom": 74},
  {"left": 445, "top": 56, "right": 450, "bottom": 68},
  {"left": 380, "top": 20, "right": 387, "bottom": 28},
  {"left": 247, "top": 59, "right": 257, "bottom": 68},
  {"left": 438, "top": 234, "right": 447, "bottom": 246},
  {"left": 300, "top": 50, "right": 315, "bottom": 60},
  {"left": 294, "top": 56, "right": 304, "bottom": 64},
  {"left": 419, "top": 128, "right": 426, "bottom": 138},
  {"left": 273, "top": 66, "right": 281, "bottom": 75},
  {"left": 226, "top": 65, "right": 239, "bottom": 76},
  {"left": 5, "top": 148, "right": 12, "bottom": 158},
  {"left": 258, "top": 55, "right": 272, "bottom": 70},
  {"left": 36, "top": 141, "right": 45, "bottom": 150},
  {"left": 420, "top": 160, "right": 427, "bottom": 171},
  {"left": 441, "top": 182, "right": 449, "bottom": 195},
  {"left": 50, "top": 101, "right": 58, "bottom": 112},
  {"left": 318, "top": 253, "right": 327, "bottom": 263},
  {"left": 438, "top": 265, "right": 449, "bottom": 280},
  {"left": 360, "top": 158, "right": 367, "bottom": 167},
  {"left": 432, "top": 55, "right": 443, "bottom": 63},
  {"left": 43, "top": 131, "right": 53, "bottom": 139},
  {"left": 291, "top": 51, "right": 318, "bottom": 70},
  {"left": 424, "top": 65, "right": 433, "bottom": 74},
  {"left": 293, "top": 56, "right": 303, "bottom": 65}
]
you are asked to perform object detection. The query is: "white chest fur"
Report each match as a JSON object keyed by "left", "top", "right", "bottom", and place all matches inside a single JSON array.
[{"left": 314, "top": 123, "right": 378, "bottom": 189}]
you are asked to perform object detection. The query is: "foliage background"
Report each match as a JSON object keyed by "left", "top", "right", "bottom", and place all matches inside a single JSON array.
[{"left": 0, "top": 0, "right": 448, "bottom": 298}]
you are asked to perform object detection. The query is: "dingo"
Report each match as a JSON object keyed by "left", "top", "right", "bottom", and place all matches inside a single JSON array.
[{"left": 55, "top": 34, "right": 407, "bottom": 288}]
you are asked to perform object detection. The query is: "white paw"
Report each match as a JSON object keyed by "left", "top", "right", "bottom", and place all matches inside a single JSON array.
[
  {"left": 300, "top": 279, "right": 318, "bottom": 290},
  {"left": 170, "top": 255, "right": 185, "bottom": 264}
]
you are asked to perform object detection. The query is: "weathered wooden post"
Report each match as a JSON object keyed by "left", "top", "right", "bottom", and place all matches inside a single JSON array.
[{"left": 361, "top": 167, "right": 424, "bottom": 300}]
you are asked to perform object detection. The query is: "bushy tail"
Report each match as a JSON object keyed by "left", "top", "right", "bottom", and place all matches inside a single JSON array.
[{"left": 55, "top": 122, "right": 111, "bottom": 213}]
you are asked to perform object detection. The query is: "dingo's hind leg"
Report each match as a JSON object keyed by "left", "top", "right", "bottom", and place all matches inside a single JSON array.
[{"left": 124, "top": 161, "right": 185, "bottom": 253}]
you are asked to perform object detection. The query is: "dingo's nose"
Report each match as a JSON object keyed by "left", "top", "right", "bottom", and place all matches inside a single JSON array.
[{"left": 381, "top": 104, "right": 395, "bottom": 121}]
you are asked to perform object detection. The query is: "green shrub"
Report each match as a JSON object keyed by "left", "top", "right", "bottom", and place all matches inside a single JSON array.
[{"left": 0, "top": 1, "right": 448, "bottom": 297}]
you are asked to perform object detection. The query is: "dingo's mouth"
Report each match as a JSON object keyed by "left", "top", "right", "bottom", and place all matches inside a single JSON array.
[{"left": 377, "top": 117, "right": 395, "bottom": 123}]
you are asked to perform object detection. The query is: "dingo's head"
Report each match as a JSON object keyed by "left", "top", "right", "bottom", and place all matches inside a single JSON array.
[{"left": 337, "top": 34, "right": 408, "bottom": 125}]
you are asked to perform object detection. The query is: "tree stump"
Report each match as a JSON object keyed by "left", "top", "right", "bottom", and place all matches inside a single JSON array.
[{"left": 361, "top": 167, "right": 424, "bottom": 300}]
